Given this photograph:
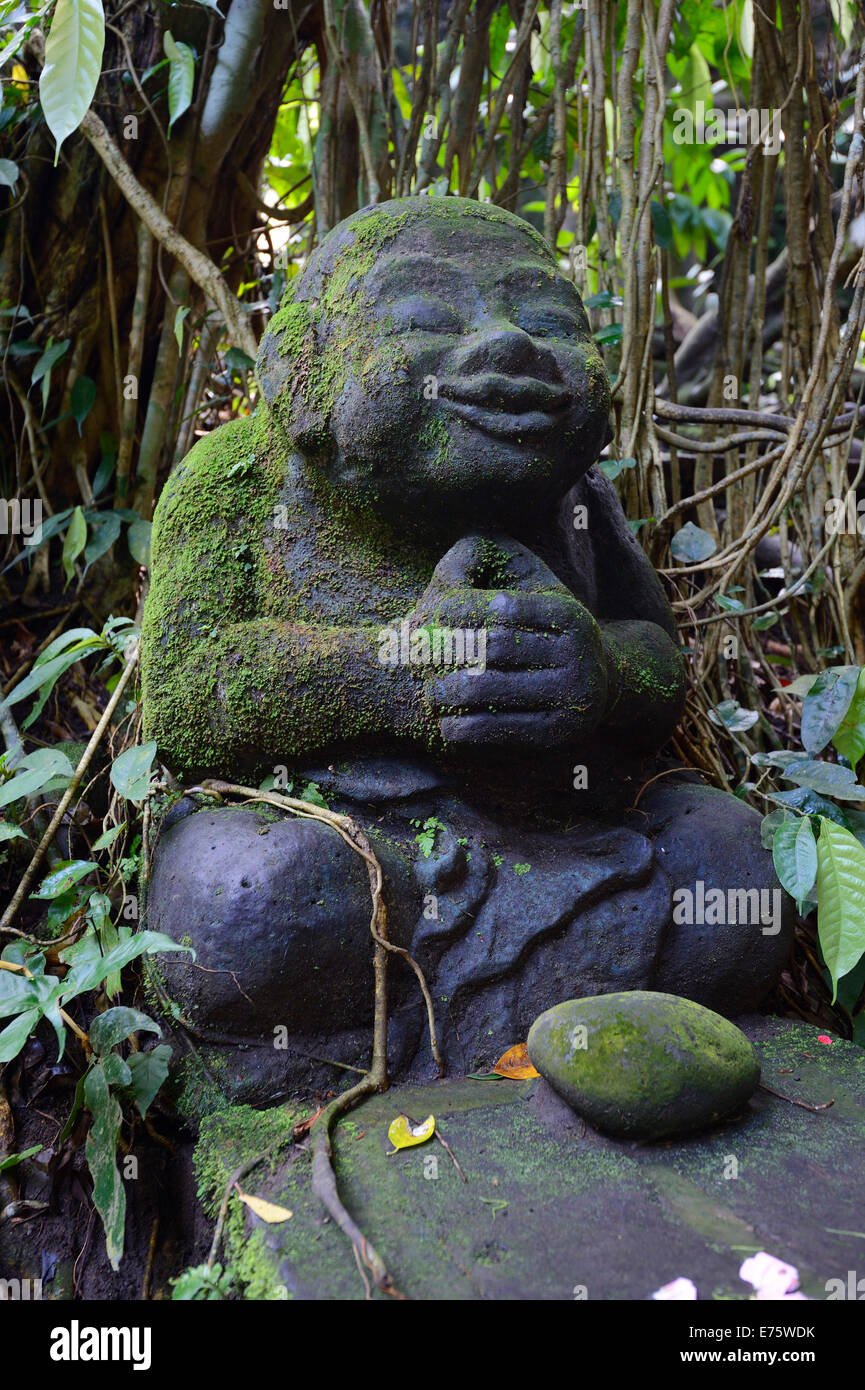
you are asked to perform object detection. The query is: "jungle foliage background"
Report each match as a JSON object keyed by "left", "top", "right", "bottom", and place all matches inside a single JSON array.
[{"left": 2, "top": 0, "right": 865, "bottom": 1108}]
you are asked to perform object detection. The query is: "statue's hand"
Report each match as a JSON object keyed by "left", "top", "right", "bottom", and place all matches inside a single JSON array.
[{"left": 412, "top": 535, "right": 607, "bottom": 749}]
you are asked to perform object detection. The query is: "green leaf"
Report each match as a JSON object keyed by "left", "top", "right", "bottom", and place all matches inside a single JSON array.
[
  {"left": 760, "top": 807, "right": 792, "bottom": 850},
  {"left": 801, "top": 666, "right": 860, "bottom": 754},
  {"left": 84, "top": 1060, "right": 125, "bottom": 1270},
  {"left": 84, "top": 511, "right": 122, "bottom": 570},
  {"left": 91, "top": 822, "right": 126, "bottom": 851},
  {"left": 650, "top": 200, "right": 673, "bottom": 249},
  {"left": 671, "top": 521, "right": 717, "bottom": 563},
  {"left": 174, "top": 303, "right": 190, "bottom": 350},
  {"left": 100, "top": 1052, "right": 131, "bottom": 1087},
  {"left": 127, "top": 517, "right": 152, "bottom": 568},
  {"left": 90, "top": 1006, "right": 161, "bottom": 1055},
  {"left": 126, "top": 1044, "right": 172, "bottom": 1117},
  {"left": 62, "top": 930, "right": 194, "bottom": 998},
  {"left": 0, "top": 1144, "right": 42, "bottom": 1172},
  {"left": 0, "top": 968, "right": 40, "bottom": 1019},
  {"left": 816, "top": 818, "right": 865, "bottom": 1001},
  {"left": 62, "top": 504, "right": 87, "bottom": 586},
  {"left": 782, "top": 760, "right": 865, "bottom": 801},
  {"left": 594, "top": 323, "right": 623, "bottom": 345},
  {"left": 70, "top": 374, "right": 96, "bottom": 433},
  {"left": 0, "top": 821, "right": 28, "bottom": 843},
  {"left": 708, "top": 699, "right": 758, "bottom": 732},
  {"left": 32, "top": 859, "right": 96, "bottom": 899},
  {"left": 110, "top": 742, "right": 157, "bottom": 803},
  {"left": 772, "top": 817, "right": 818, "bottom": 912},
  {"left": 31, "top": 337, "right": 69, "bottom": 414},
  {"left": 164, "top": 31, "right": 195, "bottom": 130},
  {"left": 831, "top": 668, "right": 865, "bottom": 769},
  {"left": 0, "top": 158, "right": 20, "bottom": 190},
  {"left": 598, "top": 457, "right": 637, "bottom": 481},
  {"left": 0, "top": 1007, "right": 41, "bottom": 1064},
  {"left": 678, "top": 42, "right": 712, "bottom": 116},
  {"left": 39, "top": 0, "right": 106, "bottom": 163},
  {"left": 5, "top": 637, "right": 102, "bottom": 729},
  {"left": 0, "top": 748, "right": 73, "bottom": 809}
]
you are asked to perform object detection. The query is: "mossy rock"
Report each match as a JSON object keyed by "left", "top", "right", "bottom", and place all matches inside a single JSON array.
[{"left": 527, "top": 991, "right": 760, "bottom": 1140}]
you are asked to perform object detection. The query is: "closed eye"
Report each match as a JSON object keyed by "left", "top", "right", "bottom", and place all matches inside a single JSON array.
[
  {"left": 386, "top": 297, "right": 465, "bottom": 335},
  {"left": 516, "top": 308, "right": 584, "bottom": 339}
]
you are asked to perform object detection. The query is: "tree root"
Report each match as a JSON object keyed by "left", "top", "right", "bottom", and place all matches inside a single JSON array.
[{"left": 198, "top": 780, "right": 443, "bottom": 1297}]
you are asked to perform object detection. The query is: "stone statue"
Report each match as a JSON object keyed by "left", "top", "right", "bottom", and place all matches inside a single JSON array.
[{"left": 141, "top": 197, "right": 791, "bottom": 1101}]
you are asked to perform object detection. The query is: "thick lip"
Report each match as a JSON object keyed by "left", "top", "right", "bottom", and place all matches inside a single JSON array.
[{"left": 437, "top": 373, "right": 571, "bottom": 437}]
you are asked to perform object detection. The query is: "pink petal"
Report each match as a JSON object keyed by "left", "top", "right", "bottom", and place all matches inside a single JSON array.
[
  {"left": 739, "top": 1252, "right": 800, "bottom": 1295},
  {"left": 652, "top": 1277, "right": 698, "bottom": 1300}
]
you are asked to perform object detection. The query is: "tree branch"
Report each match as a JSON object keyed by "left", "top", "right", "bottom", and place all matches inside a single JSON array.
[{"left": 79, "top": 111, "right": 258, "bottom": 362}]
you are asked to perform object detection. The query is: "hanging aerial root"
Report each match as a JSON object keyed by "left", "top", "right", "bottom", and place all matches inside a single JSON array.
[{"left": 197, "top": 779, "right": 443, "bottom": 1296}]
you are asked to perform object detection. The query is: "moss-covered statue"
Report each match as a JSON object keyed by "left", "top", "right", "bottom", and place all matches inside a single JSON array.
[{"left": 141, "top": 198, "right": 791, "bottom": 1099}]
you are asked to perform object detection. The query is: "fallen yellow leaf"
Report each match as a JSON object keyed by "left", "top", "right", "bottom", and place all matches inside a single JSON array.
[
  {"left": 387, "top": 1113, "right": 435, "bottom": 1151},
  {"left": 10, "top": 64, "right": 28, "bottom": 93},
  {"left": 235, "top": 1187, "right": 293, "bottom": 1223},
  {"left": 491, "top": 1043, "right": 540, "bottom": 1079}
]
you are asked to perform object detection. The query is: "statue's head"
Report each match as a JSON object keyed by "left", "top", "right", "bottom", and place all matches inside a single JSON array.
[{"left": 257, "top": 197, "right": 611, "bottom": 530}]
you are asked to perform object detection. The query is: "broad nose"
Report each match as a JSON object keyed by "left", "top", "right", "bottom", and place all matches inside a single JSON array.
[{"left": 451, "top": 321, "right": 560, "bottom": 382}]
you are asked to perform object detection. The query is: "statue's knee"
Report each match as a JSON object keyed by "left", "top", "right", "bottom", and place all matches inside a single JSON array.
[
  {"left": 148, "top": 806, "right": 374, "bottom": 1034},
  {"left": 638, "top": 782, "right": 794, "bottom": 1014}
]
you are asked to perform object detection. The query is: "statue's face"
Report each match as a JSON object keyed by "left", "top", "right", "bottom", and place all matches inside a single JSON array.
[{"left": 275, "top": 214, "right": 611, "bottom": 531}]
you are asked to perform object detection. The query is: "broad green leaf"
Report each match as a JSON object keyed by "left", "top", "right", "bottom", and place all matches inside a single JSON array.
[
  {"left": 599, "top": 457, "right": 637, "bottom": 481},
  {"left": 782, "top": 760, "right": 865, "bottom": 801},
  {"left": 708, "top": 699, "right": 758, "bottom": 732},
  {"left": 816, "top": 818, "right": 865, "bottom": 1001},
  {"left": 679, "top": 43, "right": 712, "bottom": 116},
  {"left": 110, "top": 741, "right": 157, "bottom": 803},
  {"left": 0, "top": 749, "right": 73, "bottom": 809},
  {"left": 772, "top": 817, "right": 818, "bottom": 912},
  {"left": 832, "top": 668, "right": 865, "bottom": 769},
  {"left": 650, "top": 200, "right": 673, "bottom": 250},
  {"left": 0, "top": 158, "right": 19, "bottom": 189},
  {"left": 62, "top": 930, "right": 194, "bottom": 998},
  {"left": 671, "top": 521, "right": 717, "bottom": 563},
  {"left": 126, "top": 1044, "right": 172, "bottom": 1117},
  {"left": 84, "top": 512, "right": 122, "bottom": 570},
  {"left": 164, "top": 31, "right": 195, "bottom": 130},
  {"left": 90, "top": 1006, "right": 161, "bottom": 1055},
  {"left": 0, "top": 1006, "right": 41, "bottom": 1063},
  {"left": 0, "top": 821, "right": 28, "bottom": 843},
  {"left": 801, "top": 666, "right": 860, "bottom": 754},
  {"left": 39, "top": 0, "right": 106, "bottom": 163},
  {"left": 31, "top": 859, "right": 96, "bottom": 900},
  {"left": 70, "top": 374, "right": 96, "bottom": 433},
  {"left": 127, "top": 517, "right": 152, "bottom": 568},
  {"left": 0, "top": 969, "right": 40, "bottom": 1019},
  {"left": 760, "top": 807, "right": 792, "bottom": 850},
  {"left": 84, "top": 1060, "right": 125, "bottom": 1270},
  {"left": 62, "top": 505, "right": 87, "bottom": 586},
  {"left": 100, "top": 1051, "right": 132, "bottom": 1087}
]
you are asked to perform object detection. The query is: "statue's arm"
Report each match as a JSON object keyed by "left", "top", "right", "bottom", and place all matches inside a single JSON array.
[
  {"left": 562, "top": 467, "right": 687, "bottom": 745},
  {"left": 143, "top": 615, "right": 425, "bottom": 777},
  {"left": 140, "top": 422, "right": 427, "bottom": 777}
]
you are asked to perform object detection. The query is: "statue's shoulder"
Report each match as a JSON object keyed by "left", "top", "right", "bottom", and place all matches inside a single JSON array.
[{"left": 153, "top": 408, "right": 280, "bottom": 548}]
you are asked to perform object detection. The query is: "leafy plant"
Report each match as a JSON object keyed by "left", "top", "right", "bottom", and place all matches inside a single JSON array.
[{"left": 757, "top": 667, "right": 865, "bottom": 1022}]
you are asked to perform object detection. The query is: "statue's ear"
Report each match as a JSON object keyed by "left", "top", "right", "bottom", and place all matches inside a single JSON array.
[
  {"left": 255, "top": 329, "right": 292, "bottom": 409},
  {"left": 255, "top": 301, "right": 329, "bottom": 450}
]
